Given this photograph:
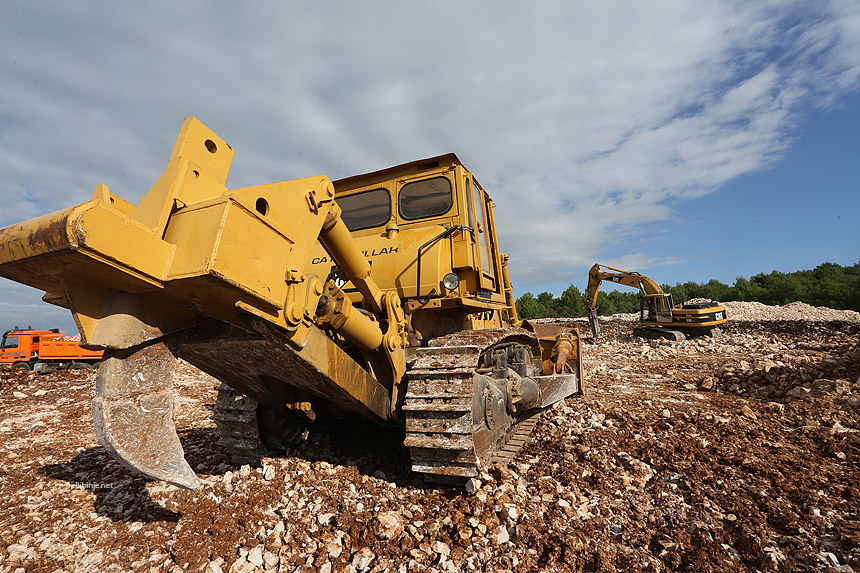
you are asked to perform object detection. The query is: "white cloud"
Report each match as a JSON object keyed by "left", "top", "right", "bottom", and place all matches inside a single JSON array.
[
  {"left": 0, "top": 1, "right": 858, "bottom": 330},
  {"left": 830, "top": 0, "right": 860, "bottom": 89},
  {"left": 0, "top": 282, "right": 77, "bottom": 334}
]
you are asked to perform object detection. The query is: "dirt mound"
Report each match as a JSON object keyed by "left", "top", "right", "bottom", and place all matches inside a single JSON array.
[
  {"left": 588, "top": 300, "right": 860, "bottom": 323},
  {"left": 702, "top": 339, "right": 860, "bottom": 402},
  {"left": 0, "top": 365, "right": 34, "bottom": 391},
  {"left": 722, "top": 301, "right": 860, "bottom": 322},
  {"left": 1, "top": 320, "right": 859, "bottom": 572}
]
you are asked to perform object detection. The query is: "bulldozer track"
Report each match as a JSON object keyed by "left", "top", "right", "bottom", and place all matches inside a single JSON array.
[
  {"left": 211, "top": 384, "right": 268, "bottom": 465},
  {"left": 494, "top": 410, "right": 541, "bottom": 464},
  {"left": 211, "top": 328, "right": 553, "bottom": 482},
  {"left": 402, "top": 329, "right": 542, "bottom": 483}
]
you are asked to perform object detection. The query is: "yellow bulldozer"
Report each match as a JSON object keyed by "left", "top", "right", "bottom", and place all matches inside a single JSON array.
[
  {"left": 0, "top": 118, "right": 582, "bottom": 489},
  {"left": 586, "top": 263, "right": 728, "bottom": 341}
]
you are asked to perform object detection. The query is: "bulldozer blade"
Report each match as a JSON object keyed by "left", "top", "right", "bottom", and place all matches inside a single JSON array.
[{"left": 93, "top": 341, "right": 200, "bottom": 489}]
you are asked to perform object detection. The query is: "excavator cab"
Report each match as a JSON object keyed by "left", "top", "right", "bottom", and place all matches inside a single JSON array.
[{"left": 641, "top": 293, "right": 674, "bottom": 323}]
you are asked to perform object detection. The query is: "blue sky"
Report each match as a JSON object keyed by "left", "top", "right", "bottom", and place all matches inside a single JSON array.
[
  {"left": 0, "top": 1, "right": 858, "bottom": 334},
  {"left": 537, "top": 89, "right": 860, "bottom": 295},
  {"left": 664, "top": 93, "right": 860, "bottom": 286}
]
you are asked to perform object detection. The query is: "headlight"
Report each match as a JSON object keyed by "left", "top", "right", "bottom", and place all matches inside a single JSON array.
[{"left": 442, "top": 273, "right": 460, "bottom": 291}]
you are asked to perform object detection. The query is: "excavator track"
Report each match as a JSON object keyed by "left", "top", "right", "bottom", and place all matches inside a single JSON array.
[
  {"left": 402, "top": 329, "right": 546, "bottom": 483},
  {"left": 494, "top": 411, "right": 542, "bottom": 465},
  {"left": 633, "top": 326, "right": 686, "bottom": 341}
]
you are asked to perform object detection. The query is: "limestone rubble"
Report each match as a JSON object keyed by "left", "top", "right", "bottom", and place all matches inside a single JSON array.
[{"left": 0, "top": 301, "right": 858, "bottom": 572}]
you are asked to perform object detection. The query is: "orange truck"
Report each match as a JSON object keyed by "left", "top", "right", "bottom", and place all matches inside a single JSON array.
[{"left": 0, "top": 327, "right": 103, "bottom": 373}]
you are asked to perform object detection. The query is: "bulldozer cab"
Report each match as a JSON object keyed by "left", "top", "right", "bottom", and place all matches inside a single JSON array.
[
  {"left": 641, "top": 293, "right": 674, "bottom": 323},
  {"left": 309, "top": 154, "right": 506, "bottom": 308}
]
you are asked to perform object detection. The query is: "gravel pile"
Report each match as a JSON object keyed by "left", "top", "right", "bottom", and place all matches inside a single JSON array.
[
  {"left": 721, "top": 301, "right": 860, "bottom": 322},
  {"left": 699, "top": 324, "right": 860, "bottom": 404},
  {"left": 0, "top": 366, "right": 32, "bottom": 391},
  {"left": 1, "top": 315, "right": 859, "bottom": 572},
  {"left": 597, "top": 300, "right": 860, "bottom": 323}
]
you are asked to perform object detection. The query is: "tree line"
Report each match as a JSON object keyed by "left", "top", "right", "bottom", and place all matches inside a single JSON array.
[{"left": 515, "top": 261, "right": 860, "bottom": 319}]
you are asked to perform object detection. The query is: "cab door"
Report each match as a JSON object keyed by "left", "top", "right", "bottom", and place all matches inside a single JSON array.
[
  {"left": 18, "top": 336, "right": 32, "bottom": 359},
  {"left": 655, "top": 294, "right": 673, "bottom": 323},
  {"left": 471, "top": 180, "right": 499, "bottom": 293}
]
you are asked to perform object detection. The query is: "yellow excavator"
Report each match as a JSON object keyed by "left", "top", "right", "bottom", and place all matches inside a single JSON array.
[
  {"left": 585, "top": 263, "right": 728, "bottom": 341},
  {"left": 0, "top": 117, "right": 582, "bottom": 489}
]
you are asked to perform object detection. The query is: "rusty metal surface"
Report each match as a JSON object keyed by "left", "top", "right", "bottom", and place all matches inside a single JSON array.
[
  {"left": 536, "top": 373, "right": 582, "bottom": 407},
  {"left": 210, "top": 384, "right": 269, "bottom": 465},
  {"left": 0, "top": 206, "right": 85, "bottom": 298},
  {"left": 403, "top": 327, "right": 567, "bottom": 481},
  {"left": 427, "top": 327, "right": 537, "bottom": 350},
  {"left": 177, "top": 320, "right": 393, "bottom": 425},
  {"left": 521, "top": 320, "right": 576, "bottom": 340},
  {"left": 0, "top": 206, "right": 76, "bottom": 266},
  {"left": 93, "top": 341, "right": 200, "bottom": 490},
  {"left": 403, "top": 364, "right": 478, "bottom": 478},
  {"left": 493, "top": 411, "right": 541, "bottom": 465},
  {"left": 469, "top": 372, "right": 513, "bottom": 469},
  {"left": 411, "top": 347, "right": 482, "bottom": 370}
]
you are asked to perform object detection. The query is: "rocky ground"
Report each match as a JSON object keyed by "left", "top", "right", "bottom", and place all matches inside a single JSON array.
[{"left": 1, "top": 302, "right": 858, "bottom": 572}]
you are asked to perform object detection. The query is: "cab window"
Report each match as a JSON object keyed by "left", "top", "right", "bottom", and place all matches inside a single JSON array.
[
  {"left": 338, "top": 188, "right": 391, "bottom": 231},
  {"left": 2, "top": 336, "right": 19, "bottom": 349},
  {"left": 399, "top": 177, "right": 453, "bottom": 220},
  {"left": 475, "top": 185, "right": 493, "bottom": 276}
]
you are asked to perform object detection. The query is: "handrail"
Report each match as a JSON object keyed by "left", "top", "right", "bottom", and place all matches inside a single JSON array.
[{"left": 415, "top": 225, "right": 472, "bottom": 303}]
